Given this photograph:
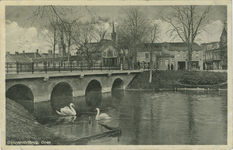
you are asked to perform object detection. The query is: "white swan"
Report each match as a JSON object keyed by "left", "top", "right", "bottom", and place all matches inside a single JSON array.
[
  {"left": 56, "top": 103, "right": 76, "bottom": 116},
  {"left": 95, "top": 108, "right": 111, "bottom": 121}
]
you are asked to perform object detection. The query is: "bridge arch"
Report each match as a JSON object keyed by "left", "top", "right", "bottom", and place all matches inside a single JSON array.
[
  {"left": 6, "top": 84, "right": 34, "bottom": 101},
  {"left": 85, "top": 79, "right": 102, "bottom": 93},
  {"left": 112, "top": 78, "right": 124, "bottom": 91},
  {"left": 6, "top": 84, "right": 34, "bottom": 113},
  {"left": 50, "top": 82, "right": 73, "bottom": 111},
  {"left": 85, "top": 79, "right": 102, "bottom": 107},
  {"left": 50, "top": 82, "right": 73, "bottom": 98}
]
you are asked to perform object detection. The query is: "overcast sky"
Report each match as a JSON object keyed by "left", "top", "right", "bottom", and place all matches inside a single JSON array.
[{"left": 5, "top": 5, "right": 227, "bottom": 54}]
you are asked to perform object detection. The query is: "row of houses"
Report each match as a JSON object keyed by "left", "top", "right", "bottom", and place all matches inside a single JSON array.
[
  {"left": 6, "top": 23, "right": 227, "bottom": 72},
  {"left": 136, "top": 42, "right": 203, "bottom": 70},
  {"left": 136, "top": 23, "right": 227, "bottom": 70}
]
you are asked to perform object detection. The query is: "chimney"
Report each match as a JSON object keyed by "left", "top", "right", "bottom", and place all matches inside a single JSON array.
[
  {"left": 15, "top": 51, "right": 18, "bottom": 55},
  {"left": 36, "top": 49, "right": 39, "bottom": 54}
]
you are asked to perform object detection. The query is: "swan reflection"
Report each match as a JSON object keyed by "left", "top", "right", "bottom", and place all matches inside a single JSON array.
[{"left": 56, "top": 116, "right": 77, "bottom": 124}]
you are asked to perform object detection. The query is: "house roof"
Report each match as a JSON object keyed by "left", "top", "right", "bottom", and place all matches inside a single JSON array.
[
  {"left": 34, "top": 57, "right": 68, "bottom": 63},
  {"left": 158, "top": 54, "right": 175, "bottom": 58},
  {"left": 138, "top": 42, "right": 202, "bottom": 52},
  {"left": 34, "top": 56, "right": 83, "bottom": 63},
  {"left": 10, "top": 54, "right": 32, "bottom": 63},
  {"left": 6, "top": 54, "right": 16, "bottom": 63},
  {"left": 201, "top": 41, "right": 219, "bottom": 45},
  {"left": 24, "top": 53, "right": 42, "bottom": 59}
]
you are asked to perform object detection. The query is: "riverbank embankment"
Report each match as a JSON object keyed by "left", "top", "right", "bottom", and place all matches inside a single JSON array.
[
  {"left": 127, "top": 70, "right": 227, "bottom": 90},
  {"left": 5, "top": 98, "right": 64, "bottom": 145}
]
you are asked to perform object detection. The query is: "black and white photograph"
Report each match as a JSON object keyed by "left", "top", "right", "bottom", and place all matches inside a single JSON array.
[{"left": 1, "top": 1, "right": 232, "bottom": 149}]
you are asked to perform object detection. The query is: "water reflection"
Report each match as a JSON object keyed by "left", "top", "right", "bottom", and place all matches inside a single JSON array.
[
  {"left": 56, "top": 116, "right": 77, "bottom": 124},
  {"left": 85, "top": 91, "right": 102, "bottom": 108},
  {"left": 28, "top": 90, "right": 227, "bottom": 145}
]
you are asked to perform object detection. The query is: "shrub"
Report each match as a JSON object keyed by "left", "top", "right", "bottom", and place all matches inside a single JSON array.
[{"left": 179, "top": 71, "right": 227, "bottom": 85}]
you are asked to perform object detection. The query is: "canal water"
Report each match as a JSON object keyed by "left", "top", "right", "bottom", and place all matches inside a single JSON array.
[{"left": 23, "top": 90, "right": 227, "bottom": 145}]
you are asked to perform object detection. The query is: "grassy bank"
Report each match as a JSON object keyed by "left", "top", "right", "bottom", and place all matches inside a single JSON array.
[
  {"left": 127, "top": 70, "right": 227, "bottom": 90},
  {"left": 6, "top": 98, "right": 64, "bottom": 145}
]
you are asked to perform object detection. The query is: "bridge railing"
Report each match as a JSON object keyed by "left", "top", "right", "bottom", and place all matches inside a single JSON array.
[{"left": 5, "top": 62, "right": 121, "bottom": 74}]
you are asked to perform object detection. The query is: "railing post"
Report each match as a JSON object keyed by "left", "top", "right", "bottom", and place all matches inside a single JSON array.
[
  {"left": 6, "top": 63, "right": 8, "bottom": 73},
  {"left": 44, "top": 62, "right": 45, "bottom": 73},
  {"left": 109, "top": 63, "right": 110, "bottom": 71},
  {"left": 59, "top": 62, "right": 60, "bottom": 73},
  {"left": 64, "top": 63, "right": 65, "bottom": 71},
  {"left": 53, "top": 62, "right": 56, "bottom": 71},
  {"left": 81, "top": 62, "right": 83, "bottom": 72},
  {"left": 92, "top": 63, "right": 94, "bottom": 71},
  {"left": 20, "top": 64, "right": 22, "bottom": 72},
  {"left": 70, "top": 62, "right": 72, "bottom": 72},
  {"left": 45, "top": 62, "right": 47, "bottom": 73},
  {"left": 32, "top": 62, "right": 34, "bottom": 74},
  {"left": 16, "top": 62, "right": 19, "bottom": 74},
  {"left": 100, "top": 62, "right": 102, "bottom": 71}
]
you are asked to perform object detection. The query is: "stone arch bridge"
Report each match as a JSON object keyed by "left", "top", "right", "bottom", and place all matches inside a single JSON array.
[{"left": 6, "top": 70, "right": 142, "bottom": 103}]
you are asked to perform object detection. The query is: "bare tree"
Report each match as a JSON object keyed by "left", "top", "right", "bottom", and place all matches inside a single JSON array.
[
  {"left": 163, "top": 5, "right": 211, "bottom": 70},
  {"left": 70, "top": 21, "right": 101, "bottom": 69},
  {"left": 18, "top": 6, "right": 82, "bottom": 57},
  {"left": 146, "top": 21, "right": 161, "bottom": 83},
  {"left": 117, "top": 7, "right": 149, "bottom": 69},
  {"left": 85, "top": 6, "right": 111, "bottom": 41},
  {"left": 40, "top": 20, "right": 59, "bottom": 60}
]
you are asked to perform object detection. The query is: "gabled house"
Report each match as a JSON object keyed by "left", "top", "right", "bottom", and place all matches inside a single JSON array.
[{"left": 77, "top": 39, "right": 119, "bottom": 68}]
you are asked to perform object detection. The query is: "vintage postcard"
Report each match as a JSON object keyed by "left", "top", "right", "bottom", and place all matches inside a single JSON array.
[{"left": 0, "top": 0, "right": 232, "bottom": 149}]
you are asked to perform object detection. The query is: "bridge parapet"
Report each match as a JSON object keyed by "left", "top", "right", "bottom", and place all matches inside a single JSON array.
[
  {"left": 6, "top": 70, "right": 142, "bottom": 103},
  {"left": 6, "top": 70, "right": 143, "bottom": 80}
]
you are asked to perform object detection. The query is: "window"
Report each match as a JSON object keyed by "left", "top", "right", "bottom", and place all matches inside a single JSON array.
[
  {"left": 107, "top": 50, "right": 113, "bottom": 57},
  {"left": 145, "top": 53, "right": 149, "bottom": 58},
  {"left": 103, "top": 52, "right": 107, "bottom": 57}
]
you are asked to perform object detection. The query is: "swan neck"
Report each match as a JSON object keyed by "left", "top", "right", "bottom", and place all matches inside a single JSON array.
[
  {"left": 96, "top": 109, "right": 100, "bottom": 119},
  {"left": 70, "top": 104, "right": 75, "bottom": 113}
]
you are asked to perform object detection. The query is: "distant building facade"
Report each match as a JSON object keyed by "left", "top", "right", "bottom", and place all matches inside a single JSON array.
[
  {"left": 136, "top": 42, "right": 203, "bottom": 70},
  {"left": 201, "top": 24, "right": 227, "bottom": 70}
]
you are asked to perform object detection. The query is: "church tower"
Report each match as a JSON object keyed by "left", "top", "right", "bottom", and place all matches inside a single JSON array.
[
  {"left": 220, "top": 22, "right": 227, "bottom": 45},
  {"left": 59, "top": 29, "right": 66, "bottom": 57},
  {"left": 111, "top": 22, "right": 116, "bottom": 43}
]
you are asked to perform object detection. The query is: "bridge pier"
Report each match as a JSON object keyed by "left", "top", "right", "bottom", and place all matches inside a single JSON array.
[
  {"left": 73, "top": 90, "right": 85, "bottom": 97},
  {"left": 102, "top": 87, "right": 112, "bottom": 93}
]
